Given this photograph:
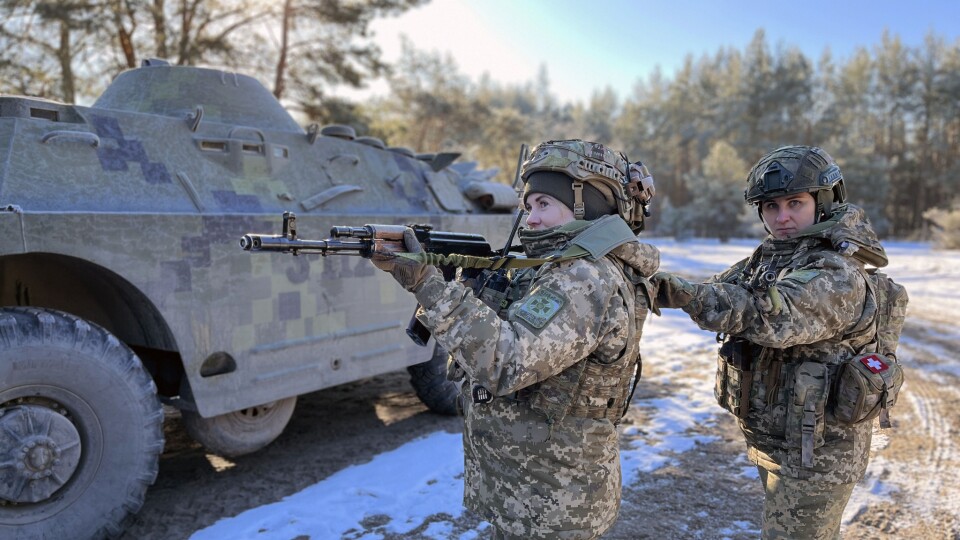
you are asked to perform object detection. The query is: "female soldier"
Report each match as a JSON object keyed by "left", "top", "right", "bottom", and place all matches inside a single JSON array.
[
  {"left": 371, "top": 139, "right": 658, "bottom": 539},
  {"left": 653, "top": 145, "right": 904, "bottom": 539}
]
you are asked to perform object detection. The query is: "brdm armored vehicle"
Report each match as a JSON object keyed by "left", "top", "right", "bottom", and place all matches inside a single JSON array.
[{"left": 0, "top": 60, "right": 516, "bottom": 539}]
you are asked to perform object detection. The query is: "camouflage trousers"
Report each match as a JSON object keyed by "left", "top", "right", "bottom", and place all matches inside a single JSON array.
[
  {"left": 489, "top": 526, "right": 603, "bottom": 540},
  {"left": 757, "top": 467, "right": 856, "bottom": 539}
]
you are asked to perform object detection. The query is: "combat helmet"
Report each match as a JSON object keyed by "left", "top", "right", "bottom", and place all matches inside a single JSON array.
[
  {"left": 745, "top": 145, "right": 846, "bottom": 222},
  {"left": 520, "top": 139, "right": 655, "bottom": 231}
]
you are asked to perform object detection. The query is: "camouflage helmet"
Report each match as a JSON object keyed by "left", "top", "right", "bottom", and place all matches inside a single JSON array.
[
  {"left": 520, "top": 139, "right": 655, "bottom": 231},
  {"left": 745, "top": 145, "right": 846, "bottom": 222}
]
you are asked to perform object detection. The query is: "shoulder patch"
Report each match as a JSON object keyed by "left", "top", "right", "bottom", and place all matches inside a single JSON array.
[
  {"left": 782, "top": 269, "right": 821, "bottom": 284},
  {"left": 514, "top": 287, "right": 565, "bottom": 329}
]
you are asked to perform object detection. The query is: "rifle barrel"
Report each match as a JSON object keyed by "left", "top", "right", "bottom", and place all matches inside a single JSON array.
[{"left": 239, "top": 234, "right": 366, "bottom": 254}]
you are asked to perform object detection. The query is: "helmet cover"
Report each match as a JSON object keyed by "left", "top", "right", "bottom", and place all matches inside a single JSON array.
[
  {"left": 745, "top": 146, "right": 846, "bottom": 220},
  {"left": 520, "top": 139, "right": 654, "bottom": 231}
]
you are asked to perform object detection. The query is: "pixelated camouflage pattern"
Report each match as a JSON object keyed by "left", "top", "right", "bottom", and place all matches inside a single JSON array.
[
  {"left": 757, "top": 466, "right": 855, "bottom": 539},
  {"left": 414, "top": 218, "right": 659, "bottom": 539},
  {"left": 832, "top": 352, "right": 904, "bottom": 425},
  {"left": 684, "top": 204, "right": 886, "bottom": 486},
  {"left": 521, "top": 140, "right": 629, "bottom": 186},
  {"left": 520, "top": 140, "right": 648, "bottom": 230},
  {"left": 785, "top": 362, "right": 828, "bottom": 467},
  {"left": 0, "top": 63, "right": 510, "bottom": 417},
  {"left": 518, "top": 218, "right": 594, "bottom": 257},
  {"left": 869, "top": 272, "right": 909, "bottom": 360},
  {"left": 806, "top": 204, "right": 888, "bottom": 268}
]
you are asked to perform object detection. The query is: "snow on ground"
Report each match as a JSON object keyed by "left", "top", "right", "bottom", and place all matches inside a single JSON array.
[{"left": 191, "top": 239, "right": 958, "bottom": 540}]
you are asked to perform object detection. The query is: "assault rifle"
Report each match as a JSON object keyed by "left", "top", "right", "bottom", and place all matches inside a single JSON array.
[
  {"left": 240, "top": 211, "right": 494, "bottom": 258},
  {"left": 240, "top": 211, "right": 498, "bottom": 345}
]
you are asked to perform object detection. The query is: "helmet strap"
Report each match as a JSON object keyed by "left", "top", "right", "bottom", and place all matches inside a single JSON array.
[
  {"left": 815, "top": 189, "right": 835, "bottom": 223},
  {"left": 756, "top": 204, "right": 770, "bottom": 233},
  {"left": 572, "top": 181, "right": 585, "bottom": 219}
]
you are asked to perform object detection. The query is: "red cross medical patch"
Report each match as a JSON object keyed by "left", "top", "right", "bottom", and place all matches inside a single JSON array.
[{"left": 860, "top": 354, "right": 889, "bottom": 374}]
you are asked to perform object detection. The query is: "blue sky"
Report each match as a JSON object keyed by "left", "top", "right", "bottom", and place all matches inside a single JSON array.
[{"left": 352, "top": 0, "right": 960, "bottom": 104}]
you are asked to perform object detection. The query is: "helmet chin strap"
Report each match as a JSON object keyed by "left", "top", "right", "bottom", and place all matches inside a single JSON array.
[
  {"left": 756, "top": 204, "right": 772, "bottom": 234},
  {"left": 572, "top": 181, "right": 585, "bottom": 220},
  {"left": 815, "top": 189, "right": 835, "bottom": 223}
]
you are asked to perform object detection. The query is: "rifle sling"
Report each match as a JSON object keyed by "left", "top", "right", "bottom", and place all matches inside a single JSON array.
[{"left": 395, "top": 248, "right": 589, "bottom": 270}]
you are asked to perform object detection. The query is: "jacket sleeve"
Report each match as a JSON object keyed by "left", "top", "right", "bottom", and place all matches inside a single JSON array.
[
  {"left": 413, "top": 258, "right": 626, "bottom": 395},
  {"left": 684, "top": 252, "right": 867, "bottom": 348}
]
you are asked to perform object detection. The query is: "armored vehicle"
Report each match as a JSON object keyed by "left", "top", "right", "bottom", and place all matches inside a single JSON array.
[{"left": 0, "top": 60, "right": 517, "bottom": 539}]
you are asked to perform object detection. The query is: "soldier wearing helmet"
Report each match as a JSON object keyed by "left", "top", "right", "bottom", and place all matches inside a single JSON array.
[
  {"left": 372, "top": 139, "right": 659, "bottom": 539},
  {"left": 652, "top": 145, "right": 898, "bottom": 539}
]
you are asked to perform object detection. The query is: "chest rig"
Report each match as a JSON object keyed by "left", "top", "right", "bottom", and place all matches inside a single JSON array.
[
  {"left": 528, "top": 260, "right": 648, "bottom": 425},
  {"left": 715, "top": 237, "right": 882, "bottom": 468},
  {"left": 714, "top": 239, "right": 798, "bottom": 419},
  {"left": 507, "top": 218, "right": 651, "bottom": 425}
]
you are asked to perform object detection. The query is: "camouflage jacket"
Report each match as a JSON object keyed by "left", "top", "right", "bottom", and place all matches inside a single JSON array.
[
  {"left": 684, "top": 204, "right": 885, "bottom": 483},
  {"left": 414, "top": 216, "right": 659, "bottom": 539}
]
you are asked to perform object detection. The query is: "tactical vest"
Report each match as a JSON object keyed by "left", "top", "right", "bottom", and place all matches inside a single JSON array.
[
  {"left": 713, "top": 238, "right": 884, "bottom": 468},
  {"left": 454, "top": 216, "right": 653, "bottom": 424},
  {"left": 516, "top": 217, "right": 653, "bottom": 425}
]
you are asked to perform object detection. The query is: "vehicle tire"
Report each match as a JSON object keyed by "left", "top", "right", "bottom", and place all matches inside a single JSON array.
[
  {"left": 181, "top": 396, "right": 297, "bottom": 457},
  {"left": 407, "top": 344, "right": 461, "bottom": 416},
  {"left": 0, "top": 307, "right": 164, "bottom": 540}
]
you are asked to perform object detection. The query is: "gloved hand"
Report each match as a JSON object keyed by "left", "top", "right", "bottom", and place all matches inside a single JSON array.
[
  {"left": 651, "top": 271, "right": 697, "bottom": 309},
  {"left": 370, "top": 228, "right": 436, "bottom": 292}
]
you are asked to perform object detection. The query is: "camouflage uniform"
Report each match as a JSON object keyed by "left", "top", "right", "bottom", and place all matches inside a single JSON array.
[
  {"left": 681, "top": 204, "right": 885, "bottom": 539},
  {"left": 413, "top": 216, "right": 659, "bottom": 539}
]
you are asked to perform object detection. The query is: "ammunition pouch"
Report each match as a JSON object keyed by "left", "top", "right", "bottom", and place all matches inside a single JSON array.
[
  {"left": 478, "top": 284, "right": 509, "bottom": 313},
  {"left": 714, "top": 338, "right": 757, "bottom": 418},
  {"left": 831, "top": 352, "right": 903, "bottom": 428},
  {"left": 528, "top": 355, "right": 640, "bottom": 424},
  {"left": 786, "top": 362, "right": 829, "bottom": 468}
]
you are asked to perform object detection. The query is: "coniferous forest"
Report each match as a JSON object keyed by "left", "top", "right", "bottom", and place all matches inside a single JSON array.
[{"left": 2, "top": 1, "right": 958, "bottom": 241}]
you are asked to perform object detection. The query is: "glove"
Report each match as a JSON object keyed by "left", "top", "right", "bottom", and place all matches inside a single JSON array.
[
  {"left": 651, "top": 271, "right": 697, "bottom": 309},
  {"left": 370, "top": 228, "right": 436, "bottom": 292}
]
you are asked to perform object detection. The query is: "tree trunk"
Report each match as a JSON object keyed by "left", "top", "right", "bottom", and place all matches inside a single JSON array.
[
  {"left": 112, "top": 0, "right": 137, "bottom": 68},
  {"left": 151, "top": 0, "right": 169, "bottom": 59},
  {"left": 273, "top": 0, "right": 293, "bottom": 99},
  {"left": 178, "top": 0, "right": 194, "bottom": 64},
  {"left": 57, "top": 20, "right": 75, "bottom": 103}
]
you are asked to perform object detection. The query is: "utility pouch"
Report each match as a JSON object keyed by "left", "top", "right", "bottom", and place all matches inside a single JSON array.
[
  {"left": 528, "top": 360, "right": 588, "bottom": 425},
  {"left": 786, "top": 362, "right": 829, "bottom": 468},
  {"left": 476, "top": 270, "right": 511, "bottom": 313},
  {"left": 478, "top": 286, "right": 508, "bottom": 312},
  {"left": 715, "top": 338, "right": 755, "bottom": 419},
  {"left": 832, "top": 353, "right": 904, "bottom": 428}
]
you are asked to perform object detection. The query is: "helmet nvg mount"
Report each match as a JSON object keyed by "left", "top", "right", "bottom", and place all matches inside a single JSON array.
[
  {"left": 520, "top": 139, "right": 655, "bottom": 231},
  {"left": 744, "top": 145, "right": 846, "bottom": 222}
]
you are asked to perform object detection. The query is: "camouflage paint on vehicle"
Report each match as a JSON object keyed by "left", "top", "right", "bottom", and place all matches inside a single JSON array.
[
  {"left": 1, "top": 63, "right": 512, "bottom": 415},
  {"left": 0, "top": 61, "right": 514, "bottom": 537}
]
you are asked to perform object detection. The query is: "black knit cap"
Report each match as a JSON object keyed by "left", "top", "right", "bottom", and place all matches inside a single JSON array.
[{"left": 522, "top": 171, "right": 617, "bottom": 220}]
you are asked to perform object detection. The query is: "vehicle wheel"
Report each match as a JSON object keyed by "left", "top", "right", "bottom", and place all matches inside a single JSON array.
[
  {"left": 0, "top": 307, "right": 164, "bottom": 540},
  {"left": 181, "top": 396, "right": 296, "bottom": 457},
  {"left": 407, "top": 344, "right": 461, "bottom": 416}
]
